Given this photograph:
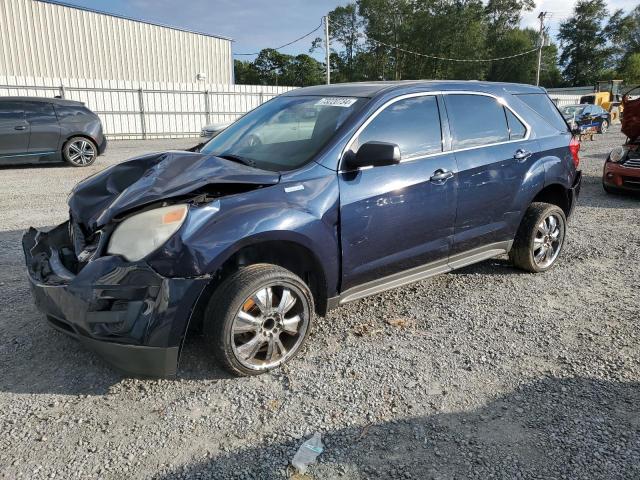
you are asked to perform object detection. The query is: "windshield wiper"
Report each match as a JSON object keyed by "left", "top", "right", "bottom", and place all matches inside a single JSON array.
[{"left": 216, "top": 153, "right": 256, "bottom": 168}]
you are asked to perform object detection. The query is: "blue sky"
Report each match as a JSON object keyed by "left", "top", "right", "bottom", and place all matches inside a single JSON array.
[
  {"left": 54, "top": 0, "right": 638, "bottom": 60},
  {"left": 55, "top": 0, "right": 349, "bottom": 59}
]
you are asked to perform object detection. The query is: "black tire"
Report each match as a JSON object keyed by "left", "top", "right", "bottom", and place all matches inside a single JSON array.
[
  {"left": 603, "top": 181, "right": 616, "bottom": 194},
  {"left": 599, "top": 119, "right": 609, "bottom": 134},
  {"left": 63, "top": 137, "right": 97, "bottom": 167},
  {"left": 509, "top": 202, "right": 567, "bottom": 273},
  {"left": 603, "top": 181, "right": 629, "bottom": 196},
  {"left": 203, "top": 264, "right": 314, "bottom": 376}
]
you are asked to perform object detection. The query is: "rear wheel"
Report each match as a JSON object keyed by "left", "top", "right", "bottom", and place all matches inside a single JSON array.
[
  {"left": 599, "top": 119, "right": 609, "bottom": 134},
  {"left": 203, "top": 264, "right": 314, "bottom": 376},
  {"left": 63, "top": 137, "right": 97, "bottom": 167},
  {"left": 510, "top": 202, "right": 566, "bottom": 273}
]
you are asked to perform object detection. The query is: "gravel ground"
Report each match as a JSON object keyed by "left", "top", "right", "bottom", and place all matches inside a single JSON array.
[{"left": 0, "top": 128, "right": 639, "bottom": 479}]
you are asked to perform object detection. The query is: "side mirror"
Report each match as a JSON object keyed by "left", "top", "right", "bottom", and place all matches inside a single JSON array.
[{"left": 343, "top": 141, "right": 401, "bottom": 170}]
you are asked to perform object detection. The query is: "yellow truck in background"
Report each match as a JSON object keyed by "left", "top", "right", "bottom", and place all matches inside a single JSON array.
[{"left": 580, "top": 80, "right": 624, "bottom": 122}]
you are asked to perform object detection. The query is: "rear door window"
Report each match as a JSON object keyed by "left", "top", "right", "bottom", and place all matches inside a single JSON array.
[
  {"left": 0, "top": 102, "right": 25, "bottom": 123},
  {"left": 353, "top": 95, "right": 442, "bottom": 160},
  {"left": 515, "top": 93, "right": 569, "bottom": 132},
  {"left": 25, "top": 102, "right": 57, "bottom": 125},
  {"left": 446, "top": 94, "right": 510, "bottom": 149}
]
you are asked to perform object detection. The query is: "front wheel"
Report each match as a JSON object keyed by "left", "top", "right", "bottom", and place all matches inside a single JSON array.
[
  {"left": 63, "top": 137, "right": 97, "bottom": 167},
  {"left": 204, "top": 264, "right": 314, "bottom": 376},
  {"left": 510, "top": 202, "right": 567, "bottom": 273}
]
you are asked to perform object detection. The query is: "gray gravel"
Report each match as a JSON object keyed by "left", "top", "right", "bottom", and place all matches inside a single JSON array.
[{"left": 1, "top": 128, "right": 639, "bottom": 479}]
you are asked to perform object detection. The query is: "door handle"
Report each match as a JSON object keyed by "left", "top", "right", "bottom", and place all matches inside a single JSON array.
[
  {"left": 430, "top": 169, "right": 454, "bottom": 183},
  {"left": 14, "top": 125, "right": 26, "bottom": 131},
  {"left": 514, "top": 149, "right": 532, "bottom": 161}
]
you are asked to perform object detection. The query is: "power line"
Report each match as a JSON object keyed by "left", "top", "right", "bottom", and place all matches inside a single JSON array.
[
  {"left": 330, "top": 17, "right": 540, "bottom": 63},
  {"left": 235, "top": 16, "right": 542, "bottom": 64},
  {"left": 234, "top": 20, "right": 324, "bottom": 56},
  {"left": 363, "top": 36, "right": 539, "bottom": 63}
]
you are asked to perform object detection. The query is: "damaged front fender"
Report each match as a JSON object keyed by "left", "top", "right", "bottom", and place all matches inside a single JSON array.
[{"left": 145, "top": 170, "right": 341, "bottom": 298}]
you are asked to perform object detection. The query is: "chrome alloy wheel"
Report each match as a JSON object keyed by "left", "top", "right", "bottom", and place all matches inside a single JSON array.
[
  {"left": 231, "top": 284, "right": 309, "bottom": 371},
  {"left": 533, "top": 214, "right": 564, "bottom": 268},
  {"left": 68, "top": 139, "right": 96, "bottom": 165}
]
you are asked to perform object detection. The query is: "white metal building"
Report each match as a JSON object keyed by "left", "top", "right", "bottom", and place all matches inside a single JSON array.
[{"left": 0, "top": 0, "right": 233, "bottom": 84}]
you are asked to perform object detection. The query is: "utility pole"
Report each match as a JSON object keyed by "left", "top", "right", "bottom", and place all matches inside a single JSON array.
[
  {"left": 324, "top": 15, "right": 330, "bottom": 84},
  {"left": 536, "top": 11, "right": 547, "bottom": 86}
]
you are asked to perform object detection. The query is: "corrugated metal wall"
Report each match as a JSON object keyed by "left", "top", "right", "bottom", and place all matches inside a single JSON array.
[{"left": 0, "top": 0, "right": 233, "bottom": 84}]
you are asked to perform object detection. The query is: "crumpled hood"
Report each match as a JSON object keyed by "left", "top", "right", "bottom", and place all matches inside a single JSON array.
[{"left": 68, "top": 151, "right": 280, "bottom": 230}]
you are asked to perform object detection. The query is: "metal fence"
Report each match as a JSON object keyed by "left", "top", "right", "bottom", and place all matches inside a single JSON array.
[
  {"left": 547, "top": 86, "right": 594, "bottom": 109},
  {"left": 0, "top": 77, "right": 296, "bottom": 139},
  {"left": 549, "top": 95, "right": 584, "bottom": 108}
]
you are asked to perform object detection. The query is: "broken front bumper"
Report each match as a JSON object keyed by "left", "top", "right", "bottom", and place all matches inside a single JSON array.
[{"left": 22, "top": 222, "right": 209, "bottom": 377}]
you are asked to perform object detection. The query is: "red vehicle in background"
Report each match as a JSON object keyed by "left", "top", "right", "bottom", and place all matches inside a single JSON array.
[{"left": 603, "top": 86, "right": 640, "bottom": 194}]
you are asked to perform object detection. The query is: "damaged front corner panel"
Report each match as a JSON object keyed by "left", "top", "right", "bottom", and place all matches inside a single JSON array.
[{"left": 22, "top": 224, "right": 210, "bottom": 377}]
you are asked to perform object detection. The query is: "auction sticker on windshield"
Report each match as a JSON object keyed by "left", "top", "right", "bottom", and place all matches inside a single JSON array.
[{"left": 316, "top": 97, "right": 358, "bottom": 107}]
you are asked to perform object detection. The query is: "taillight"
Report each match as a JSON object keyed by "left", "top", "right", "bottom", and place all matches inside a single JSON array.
[{"left": 569, "top": 137, "right": 580, "bottom": 168}]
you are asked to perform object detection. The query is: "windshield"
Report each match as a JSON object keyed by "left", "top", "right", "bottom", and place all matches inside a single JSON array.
[
  {"left": 561, "top": 105, "right": 585, "bottom": 117},
  {"left": 200, "top": 95, "right": 367, "bottom": 171}
]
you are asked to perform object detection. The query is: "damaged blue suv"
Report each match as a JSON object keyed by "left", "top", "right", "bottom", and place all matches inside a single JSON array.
[{"left": 23, "top": 81, "right": 582, "bottom": 377}]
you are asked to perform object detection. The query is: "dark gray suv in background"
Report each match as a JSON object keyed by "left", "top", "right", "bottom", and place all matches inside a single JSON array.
[{"left": 0, "top": 97, "right": 107, "bottom": 166}]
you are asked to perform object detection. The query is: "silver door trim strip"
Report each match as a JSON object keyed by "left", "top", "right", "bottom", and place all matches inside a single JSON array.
[
  {"left": 338, "top": 241, "right": 513, "bottom": 305},
  {"left": 0, "top": 151, "right": 56, "bottom": 158}
]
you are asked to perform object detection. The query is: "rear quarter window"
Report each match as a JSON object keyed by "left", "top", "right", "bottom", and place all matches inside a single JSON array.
[
  {"left": 55, "top": 105, "right": 94, "bottom": 122},
  {"left": 515, "top": 93, "right": 569, "bottom": 133}
]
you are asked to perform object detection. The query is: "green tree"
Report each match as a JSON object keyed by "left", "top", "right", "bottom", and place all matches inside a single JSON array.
[
  {"left": 605, "top": 8, "right": 640, "bottom": 61},
  {"left": 486, "top": 29, "right": 537, "bottom": 84},
  {"left": 234, "top": 60, "right": 260, "bottom": 84},
  {"left": 357, "top": 0, "right": 416, "bottom": 80},
  {"left": 356, "top": 0, "right": 491, "bottom": 81},
  {"left": 286, "top": 54, "right": 325, "bottom": 86},
  {"left": 558, "top": 0, "right": 611, "bottom": 86},
  {"left": 620, "top": 52, "right": 640, "bottom": 85},
  {"left": 538, "top": 44, "right": 565, "bottom": 88},
  {"left": 253, "top": 49, "right": 292, "bottom": 86},
  {"left": 485, "top": 0, "right": 535, "bottom": 38},
  {"left": 234, "top": 49, "right": 324, "bottom": 87},
  {"left": 328, "top": 4, "right": 362, "bottom": 81}
]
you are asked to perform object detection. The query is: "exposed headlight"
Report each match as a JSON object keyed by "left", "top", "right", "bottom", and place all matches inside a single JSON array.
[
  {"left": 107, "top": 204, "right": 188, "bottom": 261},
  {"left": 609, "top": 146, "right": 628, "bottom": 163}
]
